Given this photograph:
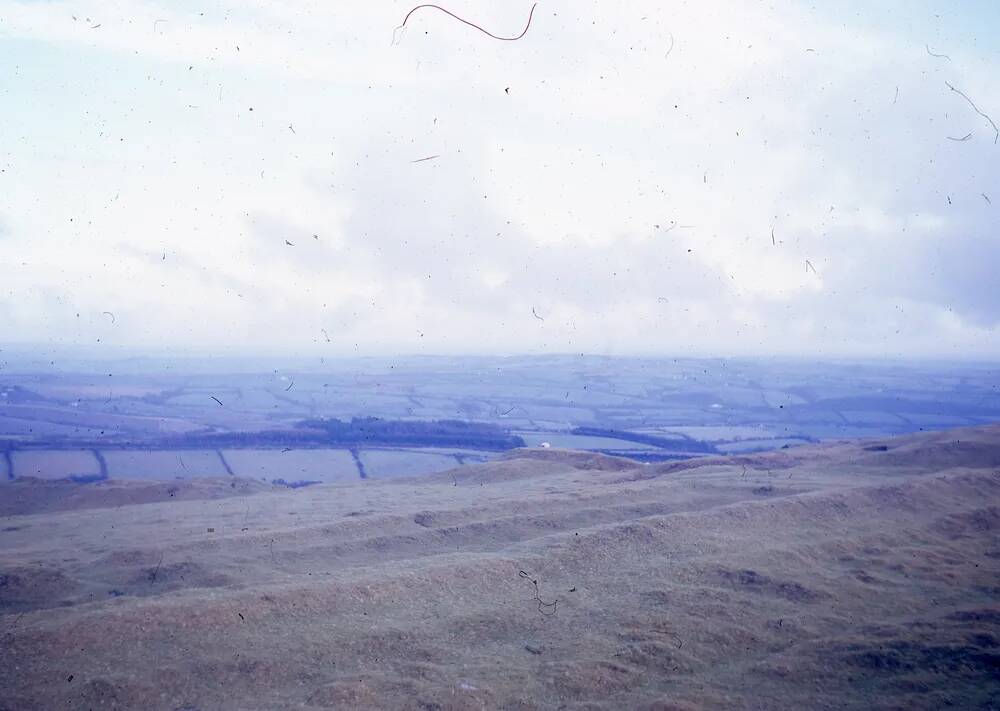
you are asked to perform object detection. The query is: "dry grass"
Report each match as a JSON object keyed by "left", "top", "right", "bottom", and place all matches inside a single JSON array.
[{"left": 1, "top": 425, "right": 998, "bottom": 709}]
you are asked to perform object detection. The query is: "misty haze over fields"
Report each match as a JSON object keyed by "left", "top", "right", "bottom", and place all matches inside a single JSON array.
[{"left": 1, "top": 352, "right": 998, "bottom": 489}]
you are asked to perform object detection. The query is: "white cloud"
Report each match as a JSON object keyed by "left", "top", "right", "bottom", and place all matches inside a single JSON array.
[{"left": 0, "top": 0, "right": 997, "bottom": 356}]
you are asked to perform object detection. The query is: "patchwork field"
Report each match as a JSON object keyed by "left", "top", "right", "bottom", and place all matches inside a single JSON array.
[{"left": 0, "top": 448, "right": 497, "bottom": 486}]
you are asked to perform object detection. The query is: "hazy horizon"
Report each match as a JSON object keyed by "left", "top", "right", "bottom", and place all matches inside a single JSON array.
[{"left": 3, "top": 344, "right": 1000, "bottom": 373}]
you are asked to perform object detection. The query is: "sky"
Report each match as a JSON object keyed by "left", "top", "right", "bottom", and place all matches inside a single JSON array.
[{"left": 1, "top": 0, "right": 998, "bottom": 359}]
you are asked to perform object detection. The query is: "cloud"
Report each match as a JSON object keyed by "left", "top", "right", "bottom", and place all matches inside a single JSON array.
[{"left": 0, "top": 0, "right": 997, "bottom": 356}]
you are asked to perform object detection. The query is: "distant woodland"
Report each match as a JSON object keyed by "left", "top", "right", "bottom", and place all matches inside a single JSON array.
[{"left": 5, "top": 418, "right": 525, "bottom": 452}]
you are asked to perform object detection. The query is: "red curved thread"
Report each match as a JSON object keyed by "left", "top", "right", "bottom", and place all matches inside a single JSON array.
[{"left": 396, "top": 3, "right": 538, "bottom": 42}]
